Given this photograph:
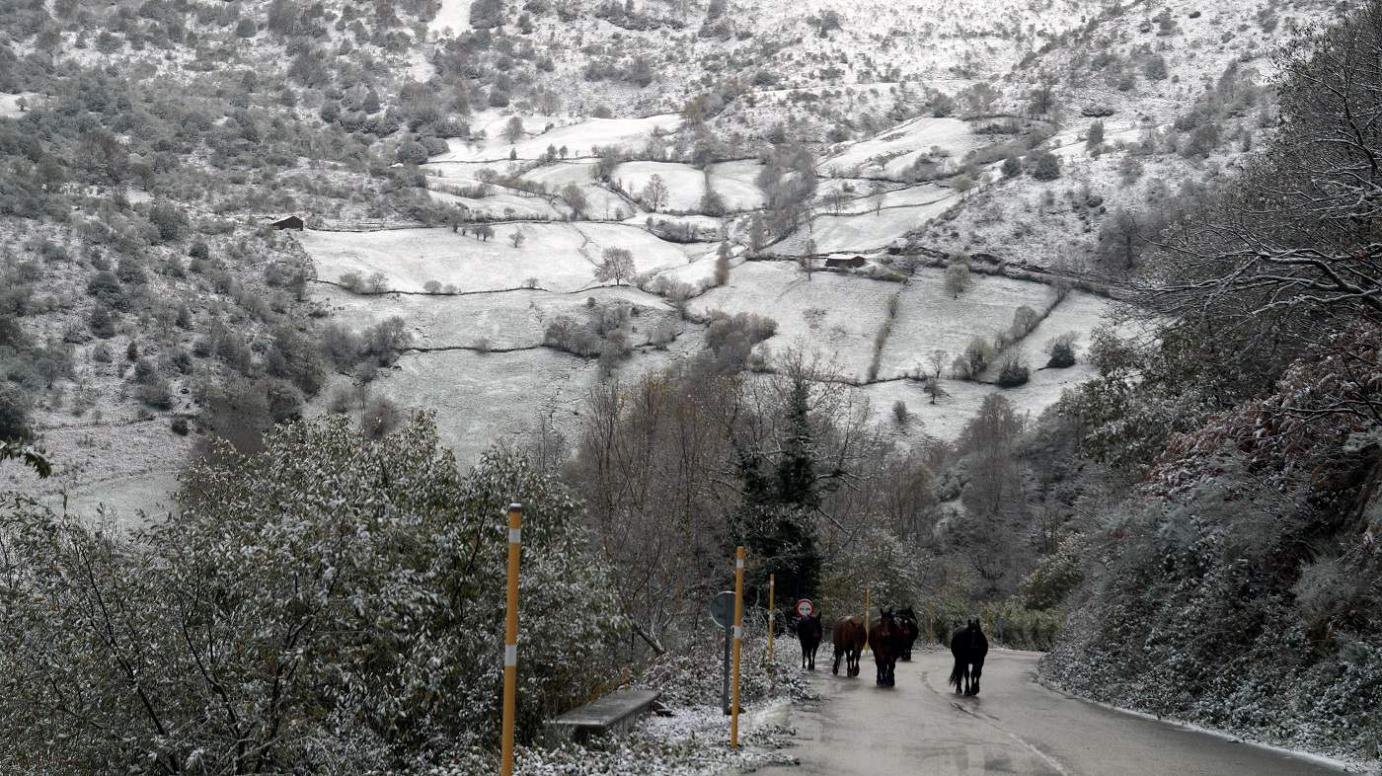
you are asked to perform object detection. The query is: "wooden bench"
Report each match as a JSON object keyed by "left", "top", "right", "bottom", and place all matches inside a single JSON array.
[{"left": 544, "top": 689, "right": 661, "bottom": 744}]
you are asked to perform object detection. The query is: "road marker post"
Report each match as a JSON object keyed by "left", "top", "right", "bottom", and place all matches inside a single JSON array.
[
  {"left": 863, "top": 587, "right": 871, "bottom": 653},
  {"left": 766, "top": 573, "right": 775, "bottom": 662},
  {"left": 500, "top": 503, "right": 523, "bottom": 776},
  {"left": 730, "top": 546, "right": 746, "bottom": 749}
]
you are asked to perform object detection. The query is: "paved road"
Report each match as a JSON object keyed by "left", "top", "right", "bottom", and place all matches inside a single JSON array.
[{"left": 758, "top": 648, "right": 1347, "bottom": 776}]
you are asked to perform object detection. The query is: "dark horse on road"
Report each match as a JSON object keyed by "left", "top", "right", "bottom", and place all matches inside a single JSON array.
[
  {"left": 896, "top": 607, "right": 920, "bottom": 661},
  {"left": 868, "top": 609, "right": 905, "bottom": 687},
  {"left": 832, "top": 616, "right": 867, "bottom": 677},
  {"left": 949, "top": 619, "right": 989, "bottom": 696},
  {"left": 797, "top": 613, "right": 823, "bottom": 670}
]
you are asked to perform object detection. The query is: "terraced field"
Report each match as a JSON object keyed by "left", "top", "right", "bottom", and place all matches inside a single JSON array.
[{"left": 297, "top": 111, "right": 1121, "bottom": 459}]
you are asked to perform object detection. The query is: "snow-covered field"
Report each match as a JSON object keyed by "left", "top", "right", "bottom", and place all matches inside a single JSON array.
[
  {"left": 428, "top": 0, "right": 472, "bottom": 36},
  {"left": 688, "top": 261, "right": 898, "bottom": 381},
  {"left": 877, "top": 269, "right": 1064, "bottom": 379},
  {"left": 426, "top": 188, "right": 566, "bottom": 220},
  {"left": 613, "top": 161, "right": 706, "bottom": 212},
  {"left": 317, "top": 283, "right": 676, "bottom": 351},
  {"left": 0, "top": 92, "right": 40, "bottom": 118},
  {"left": 297, "top": 95, "right": 1132, "bottom": 457},
  {"left": 820, "top": 117, "right": 982, "bottom": 179},
  {"left": 781, "top": 197, "right": 956, "bottom": 254},
  {"left": 297, "top": 224, "right": 695, "bottom": 294},
  {"left": 708, "top": 160, "right": 768, "bottom": 211},
  {"left": 434, "top": 114, "right": 682, "bottom": 163}
]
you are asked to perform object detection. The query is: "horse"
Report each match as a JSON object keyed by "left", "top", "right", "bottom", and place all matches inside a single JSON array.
[
  {"left": 868, "top": 609, "right": 905, "bottom": 687},
  {"left": 797, "top": 613, "right": 823, "bottom": 670},
  {"left": 948, "top": 619, "right": 989, "bottom": 696},
  {"left": 831, "top": 616, "right": 867, "bottom": 677},
  {"left": 896, "top": 607, "right": 920, "bottom": 662}
]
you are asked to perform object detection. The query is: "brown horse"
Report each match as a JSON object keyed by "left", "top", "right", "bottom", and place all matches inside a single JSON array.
[
  {"left": 797, "top": 613, "right": 823, "bottom": 670},
  {"left": 868, "top": 609, "right": 905, "bottom": 687},
  {"left": 832, "top": 616, "right": 866, "bottom": 677}
]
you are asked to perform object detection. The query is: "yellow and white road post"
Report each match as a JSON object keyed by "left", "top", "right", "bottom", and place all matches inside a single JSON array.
[
  {"left": 766, "top": 573, "right": 775, "bottom": 662},
  {"left": 730, "top": 546, "right": 746, "bottom": 748},
  {"left": 500, "top": 503, "right": 523, "bottom": 776}
]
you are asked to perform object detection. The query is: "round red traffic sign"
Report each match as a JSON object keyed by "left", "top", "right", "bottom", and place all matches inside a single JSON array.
[{"left": 795, "top": 598, "right": 815, "bottom": 618}]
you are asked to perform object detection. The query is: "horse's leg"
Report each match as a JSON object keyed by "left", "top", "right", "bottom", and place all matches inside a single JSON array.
[
  {"left": 971, "top": 660, "right": 982, "bottom": 696},
  {"left": 832, "top": 646, "right": 841, "bottom": 676}
]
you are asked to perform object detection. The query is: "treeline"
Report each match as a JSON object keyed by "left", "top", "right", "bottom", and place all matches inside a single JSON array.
[{"left": 1033, "top": 3, "right": 1382, "bottom": 761}]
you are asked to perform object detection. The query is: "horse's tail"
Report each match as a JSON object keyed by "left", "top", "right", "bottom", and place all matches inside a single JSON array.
[{"left": 948, "top": 659, "right": 964, "bottom": 691}]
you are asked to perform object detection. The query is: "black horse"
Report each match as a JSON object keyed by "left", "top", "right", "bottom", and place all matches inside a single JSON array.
[
  {"left": 896, "top": 607, "right": 920, "bottom": 661},
  {"left": 949, "top": 619, "right": 988, "bottom": 696},
  {"left": 797, "top": 613, "right": 823, "bottom": 670},
  {"left": 868, "top": 609, "right": 905, "bottom": 687}
]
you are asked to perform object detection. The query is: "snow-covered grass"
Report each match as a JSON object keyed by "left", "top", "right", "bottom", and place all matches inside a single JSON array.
[
  {"left": 820, "top": 117, "right": 981, "bottom": 179},
  {"left": 613, "top": 161, "right": 706, "bottom": 212},
  {"left": 687, "top": 261, "right": 897, "bottom": 381},
  {"left": 876, "top": 268, "right": 1061, "bottom": 379},
  {"left": 0, "top": 92, "right": 40, "bottom": 118},
  {"left": 297, "top": 224, "right": 693, "bottom": 294},
  {"left": 428, "top": 0, "right": 472, "bottom": 36},
  {"left": 429, "top": 628, "right": 805, "bottom": 776},
  {"left": 434, "top": 115, "right": 682, "bottom": 163},
  {"left": 516, "top": 162, "right": 637, "bottom": 219},
  {"left": 298, "top": 226, "right": 599, "bottom": 293},
  {"left": 994, "top": 290, "right": 1114, "bottom": 371},
  {"left": 369, "top": 348, "right": 593, "bottom": 464},
  {"left": 315, "top": 283, "right": 674, "bottom": 351},
  {"left": 707, "top": 160, "right": 767, "bottom": 211},
  {"left": 426, "top": 188, "right": 566, "bottom": 220},
  {"left": 0, "top": 418, "right": 191, "bottom": 528},
  {"left": 780, "top": 196, "right": 955, "bottom": 254}
]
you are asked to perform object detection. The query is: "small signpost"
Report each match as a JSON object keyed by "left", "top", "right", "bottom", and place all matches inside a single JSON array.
[
  {"left": 795, "top": 598, "right": 816, "bottom": 619},
  {"left": 709, "top": 590, "right": 735, "bottom": 715},
  {"left": 766, "top": 574, "right": 776, "bottom": 662},
  {"left": 863, "top": 587, "right": 871, "bottom": 653}
]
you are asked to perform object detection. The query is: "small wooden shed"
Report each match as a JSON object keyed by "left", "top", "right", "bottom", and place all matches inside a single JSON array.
[
  {"left": 271, "top": 215, "right": 305, "bottom": 230},
  {"left": 825, "top": 255, "right": 867, "bottom": 269}
]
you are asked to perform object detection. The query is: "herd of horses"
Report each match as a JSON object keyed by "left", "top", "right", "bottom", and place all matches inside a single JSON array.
[{"left": 794, "top": 609, "right": 989, "bottom": 695}]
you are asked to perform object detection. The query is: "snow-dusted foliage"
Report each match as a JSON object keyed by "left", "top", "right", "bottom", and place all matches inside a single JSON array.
[
  {"left": 1044, "top": 448, "right": 1382, "bottom": 760},
  {"left": 0, "top": 414, "right": 626, "bottom": 773}
]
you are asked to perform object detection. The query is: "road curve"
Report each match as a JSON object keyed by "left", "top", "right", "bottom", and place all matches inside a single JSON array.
[{"left": 757, "top": 648, "right": 1348, "bottom": 776}]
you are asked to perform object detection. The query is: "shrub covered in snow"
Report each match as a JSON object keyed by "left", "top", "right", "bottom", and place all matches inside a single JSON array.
[{"left": 0, "top": 415, "right": 627, "bottom": 772}]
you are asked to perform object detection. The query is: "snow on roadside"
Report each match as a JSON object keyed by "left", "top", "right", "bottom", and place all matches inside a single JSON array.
[{"left": 429, "top": 628, "right": 807, "bottom": 776}]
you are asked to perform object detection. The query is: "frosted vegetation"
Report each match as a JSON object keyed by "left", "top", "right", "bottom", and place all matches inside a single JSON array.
[{"left": 0, "top": 0, "right": 1379, "bottom": 771}]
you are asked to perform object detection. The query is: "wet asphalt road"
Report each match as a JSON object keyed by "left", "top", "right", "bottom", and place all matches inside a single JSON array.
[{"left": 756, "top": 648, "right": 1348, "bottom": 776}]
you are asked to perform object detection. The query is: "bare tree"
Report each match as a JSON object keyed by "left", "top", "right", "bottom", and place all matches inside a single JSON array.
[
  {"left": 596, "top": 247, "right": 636, "bottom": 286},
  {"left": 560, "top": 182, "right": 588, "bottom": 215},
  {"left": 927, "top": 349, "right": 949, "bottom": 380},
  {"left": 642, "top": 174, "right": 669, "bottom": 212},
  {"left": 1145, "top": 5, "right": 1382, "bottom": 323},
  {"left": 944, "top": 261, "right": 972, "bottom": 298}
]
